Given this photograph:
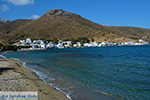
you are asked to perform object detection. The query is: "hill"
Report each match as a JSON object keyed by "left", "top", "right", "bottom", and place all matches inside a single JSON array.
[
  {"left": 107, "top": 26, "right": 150, "bottom": 42},
  {"left": 3, "top": 9, "right": 109, "bottom": 42},
  {"left": 0, "top": 19, "right": 32, "bottom": 43},
  {"left": 0, "top": 19, "right": 32, "bottom": 35},
  {"left": 0, "top": 9, "right": 150, "bottom": 44}
]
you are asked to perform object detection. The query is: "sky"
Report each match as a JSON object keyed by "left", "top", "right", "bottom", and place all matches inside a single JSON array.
[{"left": 0, "top": 0, "right": 150, "bottom": 29}]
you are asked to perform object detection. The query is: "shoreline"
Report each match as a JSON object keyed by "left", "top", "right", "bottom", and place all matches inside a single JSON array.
[{"left": 0, "top": 52, "right": 70, "bottom": 100}]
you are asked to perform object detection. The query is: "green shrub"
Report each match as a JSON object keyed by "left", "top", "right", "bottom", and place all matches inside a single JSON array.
[
  {"left": 0, "top": 43, "right": 3, "bottom": 48},
  {"left": 1, "top": 45, "right": 18, "bottom": 51},
  {"left": 53, "top": 38, "right": 58, "bottom": 44}
]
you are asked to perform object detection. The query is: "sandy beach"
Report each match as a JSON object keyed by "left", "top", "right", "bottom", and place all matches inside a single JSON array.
[{"left": 0, "top": 56, "right": 69, "bottom": 100}]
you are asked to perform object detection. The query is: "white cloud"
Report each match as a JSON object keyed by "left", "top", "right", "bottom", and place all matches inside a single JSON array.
[
  {"left": 28, "top": 15, "right": 40, "bottom": 19},
  {"left": 0, "top": 4, "right": 9, "bottom": 13},
  {"left": 5, "top": 0, "right": 34, "bottom": 6}
]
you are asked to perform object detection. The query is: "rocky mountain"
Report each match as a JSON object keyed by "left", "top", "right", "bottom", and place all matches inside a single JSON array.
[
  {"left": 0, "top": 9, "right": 150, "bottom": 44},
  {"left": 0, "top": 18, "right": 9, "bottom": 24}
]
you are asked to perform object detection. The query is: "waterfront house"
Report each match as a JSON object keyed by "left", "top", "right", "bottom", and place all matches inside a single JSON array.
[
  {"left": 83, "top": 43, "right": 90, "bottom": 47},
  {"left": 20, "top": 40, "right": 26, "bottom": 46},
  {"left": 90, "top": 42, "right": 99, "bottom": 47},
  {"left": 100, "top": 42, "right": 107, "bottom": 46},
  {"left": 46, "top": 42, "right": 55, "bottom": 48},
  {"left": 73, "top": 42, "right": 81, "bottom": 47},
  {"left": 73, "top": 44, "right": 78, "bottom": 47},
  {"left": 77, "top": 42, "right": 81, "bottom": 47},
  {"left": 26, "top": 38, "right": 32, "bottom": 44},
  {"left": 139, "top": 39, "right": 148, "bottom": 45},
  {"left": 31, "top": 40, "right": 46, "bottom": 48},
  {"left": 56, "top": 40, "right": 64, "bottom": 48},
  {"left": 63, "top": 41, "right": 72, "bottom": 48}
]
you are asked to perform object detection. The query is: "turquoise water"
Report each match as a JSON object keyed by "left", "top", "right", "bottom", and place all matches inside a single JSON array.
[{"left": 2, "top": 46, "right": 150, "bottom": 100}]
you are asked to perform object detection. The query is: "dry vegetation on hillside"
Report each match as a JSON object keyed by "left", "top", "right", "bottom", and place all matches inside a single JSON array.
[{"left": 0, "top": 9, "right": 150, "bottom": 44}]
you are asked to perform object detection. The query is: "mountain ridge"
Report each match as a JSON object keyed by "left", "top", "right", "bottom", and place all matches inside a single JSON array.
[
  {"left": 0, "top": 9, "right": 150, "bottom": 44},
  {"left": 0, "top": 18, "right": 9, "bottom": 24}
]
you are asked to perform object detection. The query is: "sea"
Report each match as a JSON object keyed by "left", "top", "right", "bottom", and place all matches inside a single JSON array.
[{"left": 1, "top": 46, "right": 150, "bottom": 100}]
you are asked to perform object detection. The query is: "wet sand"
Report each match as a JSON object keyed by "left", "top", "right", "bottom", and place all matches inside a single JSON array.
[{"left": 0, "top": 57, "right": 69, "bottom": 100}]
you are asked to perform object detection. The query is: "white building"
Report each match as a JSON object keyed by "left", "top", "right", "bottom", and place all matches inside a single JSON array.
[
  {"left": 56, "top": 40, "right": 72, "bottom": 48},
  {"left": 73, "top": 44, "right": 78, "bottom": 47},
  {"left": 59, "top": 40, "right": 63, "bottom": 43},
  {"left": 83, "top": 43, "right": 90, "bottom": 47},
  {"left": 19, "top": 40, "right": 26, "bottom": 46},
  {"left": 100, "top": 42, "right": 107, "bottom": 46},
  {"left": 73, "top": 42, "right": 81, "bottom": 47},
  {"left": 139, "top": 39, "right": 145, "bottom": 43},
  {"left": 31, "top": 40, "right": 46, "bottom": 48},
  {"left": 56, "top": 40, "right": 64, "bottom": 48},
  {"left": 46, "top": 42, "right": 55, "bottom": 48},
  {"left": 90, "top": 42, "right": 99, "bottom": 47},
  {"left": 26, "top": 38, "right": 32, "bottom": 44},
  {"left": 63, "top": 41, "right": 72, "bottom": 48},
  {"left": 40, "top": 41, "right": 46, "bottom": 48},
  {"left": 56, "top": 43, "right": 64, "bottom": 48},
  {"left": 135, "top": 43, "right": 142, "bottom": 45},
  {"left": 33, "top": 40, "right": 40, "bottom": 44},
  {"left": 20, "top": 40, "right": 25, "bottom": 44},
  {"left": 139, "top": 39, "right": 148, "bottom": 45},
  {"left": 77, "top": 42, "right": 81, "bottom": 47}
]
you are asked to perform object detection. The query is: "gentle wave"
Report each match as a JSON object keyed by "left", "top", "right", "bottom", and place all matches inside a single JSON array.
[
  {"left": 3, "top": 46, "right": 150, "bottom": 100},
  {"left": 0, "top": 53, "right": 72, "bottom": 100},
  {"left": 20, "top": 61, "right": 72, "bottom": 100}
]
